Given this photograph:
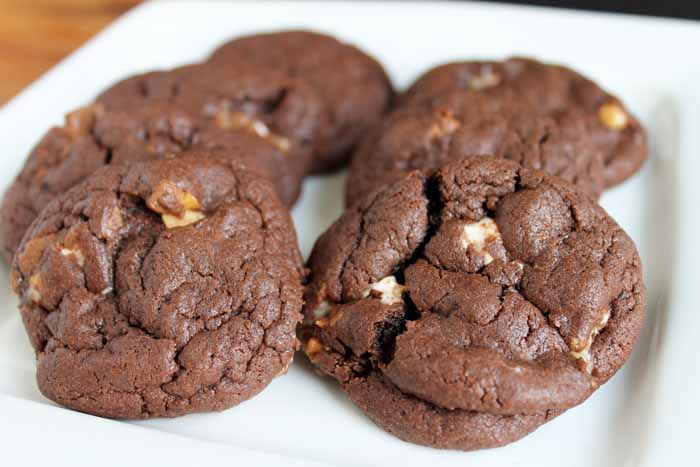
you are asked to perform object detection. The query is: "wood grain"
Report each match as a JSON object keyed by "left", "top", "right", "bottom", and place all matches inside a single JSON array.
[{"left": 0, "top": 0, "right": 140, "bottom": 105}]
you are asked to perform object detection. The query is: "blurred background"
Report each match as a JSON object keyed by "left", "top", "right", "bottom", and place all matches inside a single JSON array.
[
  {"left": 0, "top": 0, "right": 139, "bottom": 104},
  {"left": 490, "top": 0, "right": 699, "bottom": 19},
  {"left": 0, "top": 0, "right": 697, "bottom": 105}
]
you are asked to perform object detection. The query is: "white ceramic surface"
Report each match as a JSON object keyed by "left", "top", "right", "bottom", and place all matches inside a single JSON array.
[{"left": 1, "top": 2, "right": 699, "bottom": 466}]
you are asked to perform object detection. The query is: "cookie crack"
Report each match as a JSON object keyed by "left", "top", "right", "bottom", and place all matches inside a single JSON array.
[{"left": 353, "top": 176, "right": 447, "bottom": 368}]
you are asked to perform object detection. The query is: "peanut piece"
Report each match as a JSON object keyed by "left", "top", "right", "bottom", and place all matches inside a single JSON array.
[{"left": 598, "top": 103, "right": 628, "bottom": 130}]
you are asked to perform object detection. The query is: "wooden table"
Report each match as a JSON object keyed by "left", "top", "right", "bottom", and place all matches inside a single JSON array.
[{"left": 0, "top": 0, "right": 140, "bottom": 105}]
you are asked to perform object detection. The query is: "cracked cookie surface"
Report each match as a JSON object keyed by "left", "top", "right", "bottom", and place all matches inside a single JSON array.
[
  {"left": 11, "top": 154, "right": 303, "bottom": 419},
  {"left": 0, "top": 62, "right": 321, "bottom": 261},
  {"left": 209, "top": 30, "right": 394, "bottom": 173},
  {"left": 303, "top": 156, "right": 646, "bottom": 450},
  {"left": 346, "top": 58, "right": 647, "bottom": 206}
]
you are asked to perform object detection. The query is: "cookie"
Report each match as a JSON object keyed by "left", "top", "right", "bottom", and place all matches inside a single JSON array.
[
  {"left": 345, "top": 58, "right": 647, "bottom": 205},
  {"left": 11, "top": 154, "right": 303, "bottom": 419},
  {"left": 209, "top": 30, "right": 393, "bottom": 173},
  {"left": 303, "top": 156, "right": 646, "bottom": 449},
  {"left": 0, "top": 63, "right": 320, "bottom": 261}
]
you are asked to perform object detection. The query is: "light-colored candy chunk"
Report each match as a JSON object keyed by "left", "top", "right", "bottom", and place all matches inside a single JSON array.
[
  {"left": 147, "top": 181, "right": 207, "bottom": 229},
  {"left": 162, "top": 210, "right": 206, "bottom": 229},
  {"left": 60, "top": 247, "right": 85, "bottom": 267},
  {"left": 468, "top": 66, "right": 501, "bottom": 91},
  {"left": 365, "top": 275, "right": 407, "bottom": 305},
  {"left": 429, "top": 110, "right": 460, "bottom": 139},
  {"left": 216, "top": 109, "right": 291, "bottom": 153},
  {"left": 313, "top": 300, "right": 333, "bottom": 319},
  {"left": 304, "top": 337, "right": 324, "bottom": 358},
  {"left": 570, "top": 308, "right": 611, "bottom": 371},
  {"left": 598, "top": 103, "right": 628, "bottom": 130},
  {"left": 27, "top": 274, "right": 43, "bottom": 304},
  {"left": 460, "top": 217, "right": 501, "bottom": 265}
]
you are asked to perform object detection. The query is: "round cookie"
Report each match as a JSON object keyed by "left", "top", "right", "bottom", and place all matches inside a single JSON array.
[
  {"left": 0, "top": 63, "right": 320, "bottom": 261},
  {"left": 303, "top": 156, "right": 646, "bottom": 449},
  {"left": 209, "top": 30, "right": 394, "bottom": 173},
  {"left": 345, "top": 58, "right": 647, "bottom": 206},
  {"left": 11, "top": 153, "right": 303, "bottom": 419}
]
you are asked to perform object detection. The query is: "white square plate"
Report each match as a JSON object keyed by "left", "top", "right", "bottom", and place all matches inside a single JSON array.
[{"left": 1, "top": 1, "right": 699, "bottom": 466}]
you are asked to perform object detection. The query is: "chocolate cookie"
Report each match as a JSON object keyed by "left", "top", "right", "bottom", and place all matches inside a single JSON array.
[
  {"left": 0, "top": 63, "right": 320, "bottom": 261},
  {"left": 209, "top": 30, "right": 393, "bottom": 173},
  {"left": 345, "top": 58, "right": 647, "bottom": 205},
  {"left": 303, "top": 156, "right": 646, "bottom": 449},
  {"left": 11, "top": 154, "right": 303, "bottom": 419}
]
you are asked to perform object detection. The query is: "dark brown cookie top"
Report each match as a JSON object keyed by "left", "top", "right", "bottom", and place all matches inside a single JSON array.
[
  {"left": 0, "top": 63, "right": 318, "bottom": 261},
  {"left": 11, "top": 154, "right": 303, "bottom": 419},
  {"left": 209, "top": 30, "right": 393, "bottom": 173},
  {"left": 346, "top": 58, "right": 647, "bottom": 205},
  {"left": 302, "top": 156, "right": 645, "bottom": 446},
  {"left": 97, "top": 62, "right": 323, "bottom": 160}
]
